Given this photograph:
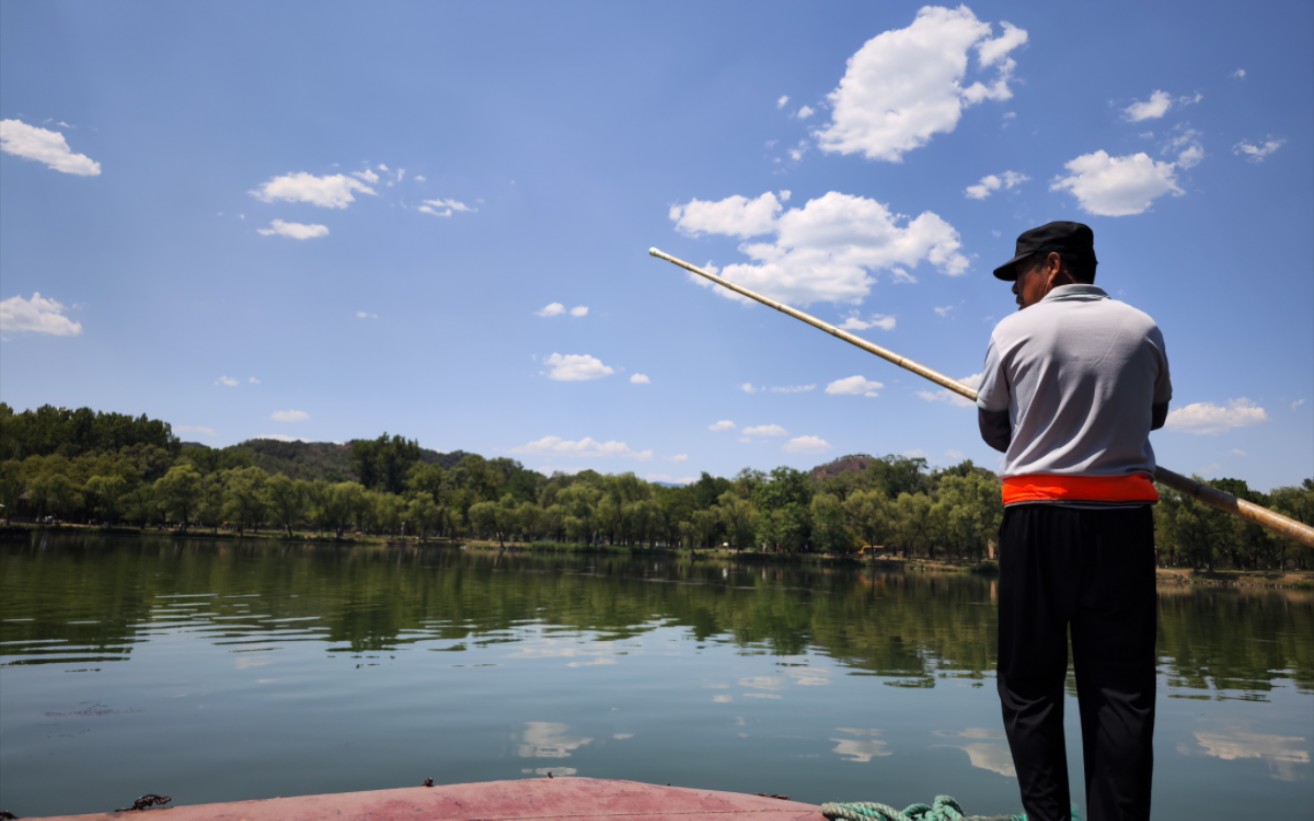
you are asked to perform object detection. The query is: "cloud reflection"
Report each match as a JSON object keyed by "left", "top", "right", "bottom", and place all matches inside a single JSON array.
[
  {"left": 1182, "top": 730, "right": 1310, "bottom": 781},
  {"left": 832, "top": 727, "right": 892, "bottom": 763},
  {"left": 933, "top": 728, "right": 1015, "bottom": 777},
  {"left": 518, "top": 722, "right": 593, "bottom": 759}
]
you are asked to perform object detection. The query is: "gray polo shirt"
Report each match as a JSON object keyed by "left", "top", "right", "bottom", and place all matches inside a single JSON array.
[{"left": 977, "top": 284, "right": 1172, "bottom": 479}]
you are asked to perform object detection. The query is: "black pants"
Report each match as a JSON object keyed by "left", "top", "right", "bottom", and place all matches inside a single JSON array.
[{"left": 997, "top": 505, "right": 1157, "bottom": 821}]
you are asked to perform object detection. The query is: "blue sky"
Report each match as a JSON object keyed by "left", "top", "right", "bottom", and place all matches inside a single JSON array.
[{"left": 2, "top": 1, "right": 1310, "bottom": 491}]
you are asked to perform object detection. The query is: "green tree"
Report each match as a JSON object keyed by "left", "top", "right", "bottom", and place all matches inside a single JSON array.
[
  {"left": 933, "top": 472, "right": 1002, "bottom": 561},
  {"left": 753, "top": 467, "right": 814, "bottom": 551},
  {"left": 154, "top": 463, "right": 204, "bottom": 531},
  {"left": 367, "top": 490, "right": 407, "bottom": 536},
  {"left": 84, "top": 474, "right": 129, "bottom": 524},
  {"left": 0, "top": 459, "right": 23, "bottom": 522},
  {"left": 406, "top": 463, "right": 446, "bottom": 503},
  {"left": 319, "top": 481, "right": 367, "bottom": 537},
  {"left": 889, "top": 492, "right": 934, "bottom": 558},
  {"left": 688, "top": 508, "right": 720, "bottom": 549},
  {"left": 407, "top": 492, "right": 442, "bottom": 540},
  {"left": 844, "top": 488, "right": 891, "bottom": 549},
  {"left": 468, "top": 500, "right": 500, "bottom": 544},
  {"left": 351, "top": 433, "right": 423, "bottom": 495},
  {"left": 810, "top": 492, "right": 854, "bottom": 553},
  {"left": 223, "top": 466, "right": 269, "bottom": 535},
  {"left": 266, "top": 473, "right": 310, "bottom": 536},
  {"left": 1268, "top": 480, "right": 1314, "bottom": 570}
]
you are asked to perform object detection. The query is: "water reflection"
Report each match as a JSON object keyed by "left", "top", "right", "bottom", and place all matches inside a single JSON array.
[
  {"left": 1, "top": 533, "right": 1311, "bottom": 817},
  {"left": 1180, "top": 728, "right": 1311, "bottom": 782},
  {"left": 518, "top": 721, "right": 593, "bottom": 759},
  {"left": 831, "top": 728, "right": 891, "bottom": 763},
  {"left": 933, "top": 728, "right": 1015, "bottom": 777}
]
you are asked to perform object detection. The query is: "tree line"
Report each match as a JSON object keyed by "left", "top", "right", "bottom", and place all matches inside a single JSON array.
[{"left": 1, "top": 403, "right": 1310, "bottom": 569}]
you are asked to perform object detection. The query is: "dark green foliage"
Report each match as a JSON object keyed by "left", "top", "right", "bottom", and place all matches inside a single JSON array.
[
  {"left": 0, "top": 403, "right": 180, "bottom": 460},
  {"left": 1, "top": 403, "right": 1309, "bottom": 568}
]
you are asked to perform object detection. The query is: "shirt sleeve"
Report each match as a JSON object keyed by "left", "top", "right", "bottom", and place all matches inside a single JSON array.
[
  {"left": 976, "top": 331, "right": 1010, "bottom": 413},
  {"left": 1150, "top": 326, "right": 1172, "bottom": 406}
]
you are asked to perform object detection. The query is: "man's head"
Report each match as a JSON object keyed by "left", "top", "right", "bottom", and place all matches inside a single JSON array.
[{"left": 993, "top": 221, "right": 1098, "bottom": 309}]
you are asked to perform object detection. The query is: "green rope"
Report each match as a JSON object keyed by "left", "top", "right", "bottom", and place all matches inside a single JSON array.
[{"left": 820, "top": 794, "right": 1027, "bottom": 821}]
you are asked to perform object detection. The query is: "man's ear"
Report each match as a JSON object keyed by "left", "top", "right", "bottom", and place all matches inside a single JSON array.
[{"left": 1044, "top": 252, "right": 1069, "bottom": 287}]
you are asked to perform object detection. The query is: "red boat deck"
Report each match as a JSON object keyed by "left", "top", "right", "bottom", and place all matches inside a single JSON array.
[{"left": 28, "top": 776, "right": 828, "bottom": 820}]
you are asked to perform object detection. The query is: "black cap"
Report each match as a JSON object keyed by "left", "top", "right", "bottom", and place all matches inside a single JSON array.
[{"left": 992, "top": 221, "right": 1097, "bottom": 281}]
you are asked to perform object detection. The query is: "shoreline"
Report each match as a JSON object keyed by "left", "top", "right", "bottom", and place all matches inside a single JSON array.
[{"left": 4, "top": 523, "right": 1311, "bottom": 589}]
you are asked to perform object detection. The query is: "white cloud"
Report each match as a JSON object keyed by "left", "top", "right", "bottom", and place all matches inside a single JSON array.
[
  {"left": 0, "top": 293, "right": 82, "bottom": 336},
  {"left": 353, "top": 168, "right": 381, "bottom": 184},
  {"left": 742, "top": 424, "right": 788, "bottom": 437},
  {"left": 257, "top": 219, "right": 329, "bottom": 240},
  {"left": 934, "top": 304, "right": 956, "bottom": 317},
  {"left": 670, "top": 454, "right": 689, "bottom": 463},
  {"left": 784, "top": 435, "right": 831, "bottom": 454},
  {"left": 670, "top": 192, "right": 785, "bottom": 239},
  {"left": 215, "top": 376, "right": 240, "bottom": 388},
  {"left": 418, "top": 197, "right": 474, "bottom": 217},
  {"left": 250, "top": 172, "right": 375, "bottom": 209},
  {"left": 742, "top": 383, "right": 815, "bottom": 394},
  {"left": 915, "top": 372, "right": 982, "bottom": 408},
  {"left": 965, "top": 170, "right": 1029, "bottom": 200},
  {"left": 0, "top": 119, "right": 101, "bottom": 176},
  {"left": 826, "top": 376, "right": 884, "bottom": 397},
  {"left": 838, "top": 313, "right": 896, "bottom": 332},
  {"left": 1166, "top": 398, "right": 1268, "bottom": 435},
  {"left": 1231, "top": 68, "right": 1247, "bottom": 80},
  {"left": 709, "top": 420, "right": 736, "bottom": 432},
  {"left": 544, "top": 353, "right": 615, "bottom": 381},
  {"left": 1050, "top": 151, "right": 1183, "bottom": 217},
  {"left": 249, "top": 377, "right": 261, "bottom": 385},
  {"left": 539, "top": 303, "right": 588, "bottom": 318},
  {"left": 1123, "top": 90, "right": 1173, "bottom": 122},
  {"left": 1293, "top": 399, "right": 1307, "bottom": 412},
  {"left": 356, "top": 311, "right": 379, "bottom": 320},
  {"left": 630, "top": 373, "right": 651, "bottom": 384},
  {"left": 776, "top": 95, "right": 790, "bottom": 109},
  {"left": 510, "top": 436, "right": 653, "bottom": 460},
  {"left": 814, "top": 7, "right": 1026, "bottom": 162},
  {"left": 795, "top": 105, "right": 815, "bottom": 120},
  {"left": 1233, "top": 137, "right": 1285, "bottom": 163},
  {"left": 670, "top": 190, "right": 968, "bottom": 305},
  {"left": 175, "top": 424, "right": 218, "bottom": 438},
  {"left": 271, "top": 410, "right": 310, "bottom": 423}
]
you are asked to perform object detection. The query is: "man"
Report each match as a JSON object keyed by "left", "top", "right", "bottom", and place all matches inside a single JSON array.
[{"left": 976, "top": 222, "right": 1171, "bottom": 821}]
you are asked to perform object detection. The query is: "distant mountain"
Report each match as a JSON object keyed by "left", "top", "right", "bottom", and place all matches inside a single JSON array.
[
  {"left": 809, "top": 454, "right": 878, "bottom": 481},
  {"left": 180, "top": 438, "right": 471, "bottom": 483}
]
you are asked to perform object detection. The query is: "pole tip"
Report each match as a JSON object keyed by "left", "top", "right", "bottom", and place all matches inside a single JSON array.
[{"left": 648, "top": 247, "right": 663, "bottom": 257}]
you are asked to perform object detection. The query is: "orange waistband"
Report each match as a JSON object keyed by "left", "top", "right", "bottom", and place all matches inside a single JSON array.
[{"left": 1001, "top": 473, "right": 1158, "bottom": 505}]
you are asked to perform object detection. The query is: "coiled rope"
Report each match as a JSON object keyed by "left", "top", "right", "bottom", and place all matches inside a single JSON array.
[{"left": 821, "top": 794, "right": 1028, "bottom": 821}]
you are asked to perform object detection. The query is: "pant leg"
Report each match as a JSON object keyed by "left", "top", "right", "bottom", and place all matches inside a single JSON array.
[
  {"left": 1070, "top": 506, "right": 1157, "bottom": 821},
  {"left": 997, "top": 505, "right": 1078, "bottom": 821}
]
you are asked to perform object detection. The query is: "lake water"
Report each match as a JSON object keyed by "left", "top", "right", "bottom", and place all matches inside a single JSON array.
[{"left": 1, "top": 532, "right": 1310, "bottom": 818}]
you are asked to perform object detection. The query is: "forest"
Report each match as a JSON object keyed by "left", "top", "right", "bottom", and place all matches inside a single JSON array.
[{"left": 1, "top": 403, "right": 1310, "bottom": 571}]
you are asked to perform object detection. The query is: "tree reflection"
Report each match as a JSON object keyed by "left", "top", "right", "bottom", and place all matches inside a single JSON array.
[{"left": 2, "top": 534, "right": 1311, "bottom": 699}]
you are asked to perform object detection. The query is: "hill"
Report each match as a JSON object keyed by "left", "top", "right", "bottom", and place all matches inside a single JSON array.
[
  {"left": 178, "top": 438, "right": 471, "bottom": 484},
  {"left": 809, "top": 453, "right": 879, "bottom": 482}
]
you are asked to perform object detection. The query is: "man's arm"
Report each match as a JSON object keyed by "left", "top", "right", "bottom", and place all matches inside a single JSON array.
[
  {"left": 979, "top": 408, "right": 1011, "bottom": 452},
  {"left": 1151, "top": 402, "right": 1168, "bottom": 431}
]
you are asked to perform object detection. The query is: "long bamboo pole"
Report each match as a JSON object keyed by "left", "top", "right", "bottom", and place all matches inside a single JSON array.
[{"left": 648, "top": 247, "right": 1314, "bottom": 549}]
